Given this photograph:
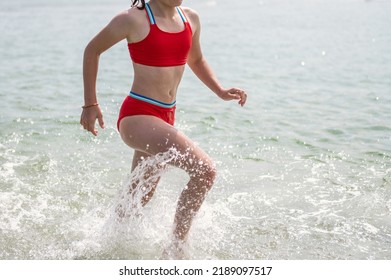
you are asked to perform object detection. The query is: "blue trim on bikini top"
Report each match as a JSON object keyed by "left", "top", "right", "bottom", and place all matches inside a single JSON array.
[
  {"left": 129, "top": 91, "right": 176, "bottom": 108},
  {"left": 177, "top": 7, "right": 187, "bottom": 23},
  {"left": 145, "top": 3, "right": 187, "bottom": 25},
  {"left": 145, "top": 3, "right": 156, "bottom": 24}
]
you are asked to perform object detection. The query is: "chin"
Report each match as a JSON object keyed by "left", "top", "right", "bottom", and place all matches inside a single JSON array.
[
  {"left": 159, "top": 0, "right": 184, "bottom": 8},
  {"left": 172, "top": 0, "right": 183, "bottom": 7}
]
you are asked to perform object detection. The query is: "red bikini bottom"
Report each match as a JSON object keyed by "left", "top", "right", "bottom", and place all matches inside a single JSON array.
[{"left": 117, "top": 95, "right": 176, "bottom": 131}]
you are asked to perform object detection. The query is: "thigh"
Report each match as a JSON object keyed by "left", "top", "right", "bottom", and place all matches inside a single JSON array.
[
  {"left": 131, "top": 149, "right": 163, "bottom": 185},
  {"left": 132, "top": 150, "right": 152, "bottom": 171},
  {"left": 119, "top": 115, "right": 214, "bottom": 173}
]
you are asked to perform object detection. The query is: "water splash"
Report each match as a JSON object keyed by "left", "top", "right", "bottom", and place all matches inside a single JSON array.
[{"left": 100, "top": 147, "right": 185, "bottom": 259}]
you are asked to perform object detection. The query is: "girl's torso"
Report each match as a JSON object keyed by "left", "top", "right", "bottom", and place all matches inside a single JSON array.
[{"left": 127, "top": 3, "right": 193, "bottom": 103}]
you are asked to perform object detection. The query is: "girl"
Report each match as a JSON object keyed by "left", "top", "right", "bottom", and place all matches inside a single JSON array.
[{"left": 80, "top": 0, "right": 247, "bottom": 258}]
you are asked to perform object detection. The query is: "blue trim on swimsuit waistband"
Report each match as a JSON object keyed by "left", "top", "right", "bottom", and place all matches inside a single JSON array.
[{"left": 129, "top": 91, "right": 176, "bottom": 108}]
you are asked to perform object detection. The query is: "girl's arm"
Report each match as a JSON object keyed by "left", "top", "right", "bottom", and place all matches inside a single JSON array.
[
  {"left": 81, "top": 11, "right": 133, "bottom": 136},
  {"left": 186, "top": 9, "right": 247, "bottom": 107}
]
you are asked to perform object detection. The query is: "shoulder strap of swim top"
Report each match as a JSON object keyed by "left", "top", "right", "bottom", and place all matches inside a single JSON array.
[
  {"left": 145, "top": 3, "right": 156, "bottom": 25},
  {"left": 176, "top": 7, "right": 188, "bottom": 23},
  {"left": 145, "top": 3, "right": 188, "bottom": 25}
]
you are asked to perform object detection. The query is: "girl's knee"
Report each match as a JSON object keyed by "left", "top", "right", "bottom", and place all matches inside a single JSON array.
[
  {"left": 205, "top": 164, "right": 217, "bottom": 186},
  {"left": 190, "top": 161, "right": 216, "bottom": 190}
]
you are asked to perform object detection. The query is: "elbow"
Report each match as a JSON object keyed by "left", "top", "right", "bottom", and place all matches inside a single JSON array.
[
  {"left": 187, "top": 55, "right": 204, "bottom": 71},
  {"left": 84, "top": 42, "right": 101, "bottom": 60}
]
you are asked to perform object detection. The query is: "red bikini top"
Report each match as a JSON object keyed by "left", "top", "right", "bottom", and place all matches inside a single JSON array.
[{"left": 128, "top": 3, "right": 193, "bottom": 67}]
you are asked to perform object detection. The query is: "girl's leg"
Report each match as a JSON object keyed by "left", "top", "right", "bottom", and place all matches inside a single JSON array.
[
  {"left": 115, "top": 150, "right": 162, "bottom": 219},
  {"left": 119, "top": 115, "right": 216, "bottom": 242},
  {"left": 131, "top": 150, "right": 163, "bottom": 206}
]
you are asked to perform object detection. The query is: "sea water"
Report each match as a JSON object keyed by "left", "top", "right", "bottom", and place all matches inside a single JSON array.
[{"left": 0, "top": 0, "right": 390, "bottom": 259}]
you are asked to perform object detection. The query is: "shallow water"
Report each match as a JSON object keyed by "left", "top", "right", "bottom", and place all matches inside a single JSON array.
[{"left": 0, "top": 0, "right": 390, "bottom": 259}]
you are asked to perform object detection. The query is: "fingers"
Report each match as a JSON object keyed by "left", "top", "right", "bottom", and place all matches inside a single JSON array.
[
  {"left": 227, "top": 89, "right": 241, "bottom": 99},
  {"left": 80, "top": 108, "right": 104, "bottom": 136},
  {"left": 228, "top": 88, "right": 247, "bottom": 107},
  {"left": 82, "top": 119, "right": 97, "bottom": 136},
  {"left": 98, "top": 114, "right": 105, "bottom": 129},
  {"left": 238, "top": 89, "right": 247, "bottom": 106},
  {"left": 89, "top": 125, "right": 98, "bottom": 136}
]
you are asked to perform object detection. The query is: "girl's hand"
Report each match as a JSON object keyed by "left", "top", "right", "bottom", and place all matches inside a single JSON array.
[
  {"left": 218, "top": 88, "right": 248, "bottom": 107},
  {"left": 80, "top": 105, "right": 105, "bottom": 136}
]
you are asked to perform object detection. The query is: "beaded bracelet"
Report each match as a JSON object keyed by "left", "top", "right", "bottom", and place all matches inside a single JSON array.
[{"left": 82, "top": 103, "right": 99, "bottom": 109}]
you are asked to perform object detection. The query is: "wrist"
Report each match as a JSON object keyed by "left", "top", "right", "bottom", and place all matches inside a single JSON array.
[
  {"left": 215, "top": 87, "right": 225, "bottom": 98},
  {"left": 82, "top": 103, "right": 99, "bottom": 109}
]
